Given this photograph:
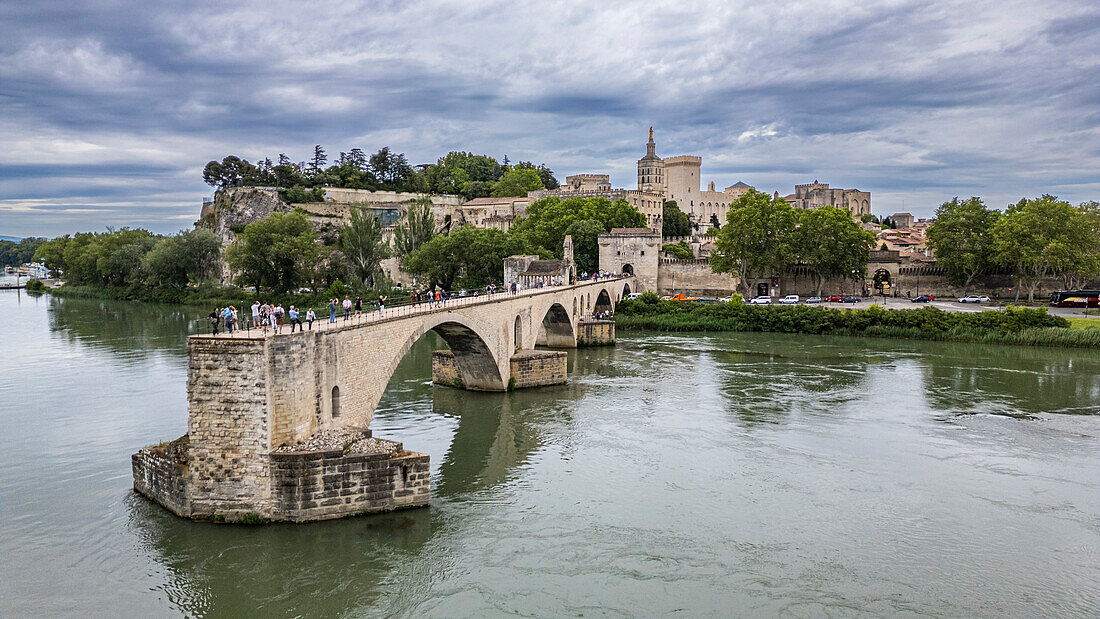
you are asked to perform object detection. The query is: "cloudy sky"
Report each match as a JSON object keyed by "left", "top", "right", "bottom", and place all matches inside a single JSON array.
[{"left": 1, "top": 0, "right": 1098, "bottom": 237}]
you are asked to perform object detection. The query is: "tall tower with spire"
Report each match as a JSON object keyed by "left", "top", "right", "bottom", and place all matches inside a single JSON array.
[{"left": 637, "top": 126, "right": 665, "bottom": 195}]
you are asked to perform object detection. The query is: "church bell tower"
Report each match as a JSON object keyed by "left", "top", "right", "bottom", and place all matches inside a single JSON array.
[{"left": 637, "top": 126, "right": 665, "bottom": 195}]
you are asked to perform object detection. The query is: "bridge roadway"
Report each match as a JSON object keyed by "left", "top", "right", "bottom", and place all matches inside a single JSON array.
[{"left": 187, "top": 275, "right": 636, "bottom": 454}]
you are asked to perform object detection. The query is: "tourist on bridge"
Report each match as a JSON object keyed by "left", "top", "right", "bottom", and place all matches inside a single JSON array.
[
  {"left": 250, "top": 301, "right": 260, "bottom": 328},
  {"left": 342, "top": 296, "right": 352, "bottom": 320},
  {"left": 328, "top": 298, "right": 337, "bottom": 323},
  {"left": 354, "top": 295, "right": 362, "bottom": 316},
  {"left": 305, "top": 308, "right": 316, "bottom": 330},
  {"left": 208, "top": 307, "right": 220, "bottom": 335},
  {"left": 221, "top": 306, "right": 235, "bottom": 334},
  {"left": 378, "top": 295, "right": 387, "bottom": 311},
  {"left": 288, "top": 306, "right": 302, "bottom": 332},
  {"left": 260, "top": 303, "right": 271, "bottom": 336},
  {"left": 273, "top": 303, "right": 285, "bottom": 334}
]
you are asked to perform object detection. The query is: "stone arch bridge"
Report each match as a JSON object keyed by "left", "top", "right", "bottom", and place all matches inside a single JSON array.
[{"left": 134, "top": 276, "right": 635, "bottom": 522}]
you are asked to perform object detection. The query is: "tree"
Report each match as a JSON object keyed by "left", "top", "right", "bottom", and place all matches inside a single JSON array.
[
  {"left": 491, "top": 168, "right": 544, "bottom": 197},
  {"left": 308, "top": 145, "right": 327, "bottom": 176},
  {"left": 511, "top": 196, "right": 646, "bottom": 263},
  {"left": 662, "top": 200, "right": 691, "bottom": 237},
  {"left": 0, "top": 237, "right": 45, "bottom": 268},
  {"left": 142, "top": 229, "right": 222, "bottom": 289},
  {"left": 792, "top": 206, "right": 876, "bottom": 296},
  {"left": 392, "top": 198, "right": 436, "bottom": 259},
  {"left": 925, "top": 197, "right": 1001, "bottom": 292},
  {"left": 710, "top": 190, "right": 797, "bottom": 297},
  {"left": 709, "top": 214, "right": 722, "bottom": 231},
  {"left": 369, "top": 147, "right": 413, "bottom": 189},
  {"left": 992, "top": 195, "right": 1092, "bottom": 302},
  {"left": 341, "top": 206, "right": 390, "bottom": 289},
  {"left": 564, "top": 219, "right": 606, "bottom": 273},
  {"left": 404, "top": 226, "right": 538, "bottom": 290},
  {"left": 225, "top": 211, "right": 320, "bottom": 293},
  {"left": 203, "top": 155, "right": 257, "bottom": 189}
]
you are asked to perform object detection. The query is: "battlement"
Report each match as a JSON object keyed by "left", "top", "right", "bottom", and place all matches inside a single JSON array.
[{"left": 663, "top": 155, "right": 702, "bottom": 166}]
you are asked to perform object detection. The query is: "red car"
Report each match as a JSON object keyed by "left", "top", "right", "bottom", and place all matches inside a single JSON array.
[{"left": 825, "top": 295, "right": 843, "bottom": 302}]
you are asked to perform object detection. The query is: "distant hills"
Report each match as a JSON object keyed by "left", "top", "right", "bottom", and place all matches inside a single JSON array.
[{"left": 0, "top": 235, "right": 22, "bottom": 242}]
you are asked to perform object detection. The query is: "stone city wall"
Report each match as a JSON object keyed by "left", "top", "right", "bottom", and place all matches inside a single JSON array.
[
  {"left": 657, "top": 258, "right": 739, "bottom": 296},
  {"left": 132, "top": 435, "right": 191, "bottom": 517}
]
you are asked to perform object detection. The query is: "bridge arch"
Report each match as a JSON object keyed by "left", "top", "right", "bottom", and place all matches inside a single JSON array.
[
  {"left": 593, "top": 289, "right": 614, "bottom": 318},
  {"left": 622, "top": 264, "right": 634, "bottom": 276},
  {"left": 538, "top": 302, "right": 576, "bottom": 348},
  {"left": 622, "top": 282, "right": 632, "bottom": 299}
]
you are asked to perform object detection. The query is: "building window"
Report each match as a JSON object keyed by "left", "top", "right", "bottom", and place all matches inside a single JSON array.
[{"left": 331, "top": 386, "right": 341, "bottom": 418}]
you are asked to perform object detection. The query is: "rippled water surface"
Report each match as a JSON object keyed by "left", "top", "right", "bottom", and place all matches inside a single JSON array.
[{"left": 1, "top": 290, "right": 1098, "bottom": 617}]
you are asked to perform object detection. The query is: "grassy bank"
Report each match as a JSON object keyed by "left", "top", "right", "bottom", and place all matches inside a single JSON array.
[
  {"left": 614, "top": 295, "right": 1100, "bottom": 349},
  {"left": 1066, "top": 316, "right": 1100, "bottom": 330}
]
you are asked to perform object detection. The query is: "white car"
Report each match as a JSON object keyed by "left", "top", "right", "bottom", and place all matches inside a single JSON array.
[
  {"left": 779, "top": 294, "right": 800, "bottom": 304},
  {"left": 627, "top": 292, "right": 643, "bottom": 300},
  {"left": 749, "top": 296, "right": 772, "bottom": 305},
  {"left": 958, "top": 295, "right": 991, "bottom": 303},
  {"left": 718, "top": 295, "right": 734, "bottom": 303}
]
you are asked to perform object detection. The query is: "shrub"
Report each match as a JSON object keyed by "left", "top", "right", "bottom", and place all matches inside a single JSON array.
[
  {"left": 24, "top": 279, "right": 46, "bottom": 293},
  {"left": 662, "top": 241, "right": 694, "bottom": 260}
]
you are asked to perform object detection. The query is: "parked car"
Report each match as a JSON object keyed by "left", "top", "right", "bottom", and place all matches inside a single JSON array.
[
  {"left": 749, "top": 296, "right": 772, "bottom": 304},
  {"left": 911, "top": 295, "right": 932, "bottom": 303},
  {"left": 825, "top": 295, "right": 843, "bottom": 302},
  {"left": 718, "top": 296, "right": 734, "bottom": 303},
  {"left": 958, "top": 295, "right": 990, "bottom": 303},
  {"left": 841, "top": 296, "right": 861, "bottom": 303},
  {"left": 805, "top": 297, "right": 823, "bottom": 304},
  {"left": 779, "top": 294, "right": 800, "bottom": 304},
  {"left": 627, "top": 292, "right": 643, "bottom": 300}
]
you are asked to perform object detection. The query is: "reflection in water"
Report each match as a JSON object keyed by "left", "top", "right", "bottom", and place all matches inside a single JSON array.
[
  {"left": 47, "top": 295, "right": 201, "bottom": 359},
  {"left": 2, "top": 293, "right": 1098, "bottom": 617}
]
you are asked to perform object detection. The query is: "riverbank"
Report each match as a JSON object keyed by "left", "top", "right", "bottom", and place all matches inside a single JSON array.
[
  {"left": 614, "top": 297, "right": 1100, "bottom": 349},
  {"left": 45, "top": 282, "right": 385, "bottom": 313}
]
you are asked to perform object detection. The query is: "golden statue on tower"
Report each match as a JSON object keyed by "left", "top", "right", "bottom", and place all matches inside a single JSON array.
[{"left": 649, "top": 126, "right": 653, "bottom": 141}]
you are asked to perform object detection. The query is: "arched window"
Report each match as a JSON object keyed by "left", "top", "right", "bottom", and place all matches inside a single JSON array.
[
  {"left": 514, "top": 315, "right": 522, "bottom": 350},
  {"left": 331, "top": 386, "right": 341, "bottom": 418}
]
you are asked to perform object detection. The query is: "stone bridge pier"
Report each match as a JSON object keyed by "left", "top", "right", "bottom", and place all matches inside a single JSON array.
[{"left": 133, "top": 277, "right": 635, "bottom": 523}]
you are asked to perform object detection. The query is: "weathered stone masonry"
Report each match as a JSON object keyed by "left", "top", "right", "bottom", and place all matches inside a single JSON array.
[{"left": 134, "top": 277, "right": 637, "bottom": 522}]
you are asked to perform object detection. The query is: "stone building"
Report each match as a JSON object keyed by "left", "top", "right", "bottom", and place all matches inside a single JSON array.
[
  {"left": 782, "top": 180, "right": 871, "bottom": 217},
  {"left": 529, "top": 129, "right": 755, "bottom": 232},
  {"left": 597, "top": 228, "right": 661, "bottom": 292},
  {"left": 504, "top": 236, "right": 577, "bottom": 289},
  {"left": 454, "top": 196, "right": 530, "bottom": 231}
]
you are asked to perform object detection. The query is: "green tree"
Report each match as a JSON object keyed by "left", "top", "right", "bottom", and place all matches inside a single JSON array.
[
  {"left": 992, "top": 195, "right": 1093, "bottom": 302},
  {"left": 341, "top": 206, "right": 390, "bottom": 289},
  {"left": 491, "top": 168, "right": 544, "bottom": 197},
  {"left": 512, "top": 196, "right": 646, "bottom": 261},
  {"left": 564, "top": 219, "right": 606, "bottom": 273},
  {"left": 142, "top": 229, "right": 222, "bottom": 289},
  {"left": 662, "top": 200, "right": 692, "bottom": 237},
  {"left": 225, "top": 211, "right": 320, "bottom": 292},
  {"left": 793, "top": 205, "right": 876, "bottom": 296},
  {"left": 369, "top": 147, "right": 413, "bottom": 190},
  {"left": 711, "top": 190, "right": 797, "bottom": 297},
  {"left": 0, "top": 237, "right": 46, "bottom": 268},
  {"left": 392, "top": 198, "right": 437, "bottom": 259},
  {"left": 925, "top": 197, "right": 1001, "bottom": 292},
  {"left": 662, "top": 241, "right": 695, "bottom": 260},
  {"left": 404, "top": 226, "right": 537, "bottom": 290}
]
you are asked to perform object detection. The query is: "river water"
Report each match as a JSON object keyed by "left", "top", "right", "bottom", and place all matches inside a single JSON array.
[{"left": 0, "top": 290, "right": 1097, "bottom": 617}]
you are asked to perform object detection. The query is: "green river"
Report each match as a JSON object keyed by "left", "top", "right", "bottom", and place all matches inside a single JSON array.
[{"left": 0, "top": 290, "right": 1097, "bottom": 616}]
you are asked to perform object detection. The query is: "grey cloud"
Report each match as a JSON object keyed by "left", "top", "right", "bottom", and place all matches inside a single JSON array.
[{"left": 1, "top": 0, "right": 1098, "bottom": 237}]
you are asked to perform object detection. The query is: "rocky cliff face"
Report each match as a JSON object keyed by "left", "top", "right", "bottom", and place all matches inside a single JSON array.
[{"left": 198, "top": 187, "right": 291, "bottom": 246}]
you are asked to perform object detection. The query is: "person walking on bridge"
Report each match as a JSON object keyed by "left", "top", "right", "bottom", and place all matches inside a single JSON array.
[
  {"left": 342, "top": 296, "right": 352, "bottom": 321},
  {"left": 305, "top": 308, "right": 316, "bottom": 330},
  {"left": 328, "top": 298, "right": 337, "bottom": 323},
  {"left": 288, "top": 306, "right": 302, "bottom": 332},
  {"left": 208, "top": 307, "right": 220, "bottom": 335}
]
